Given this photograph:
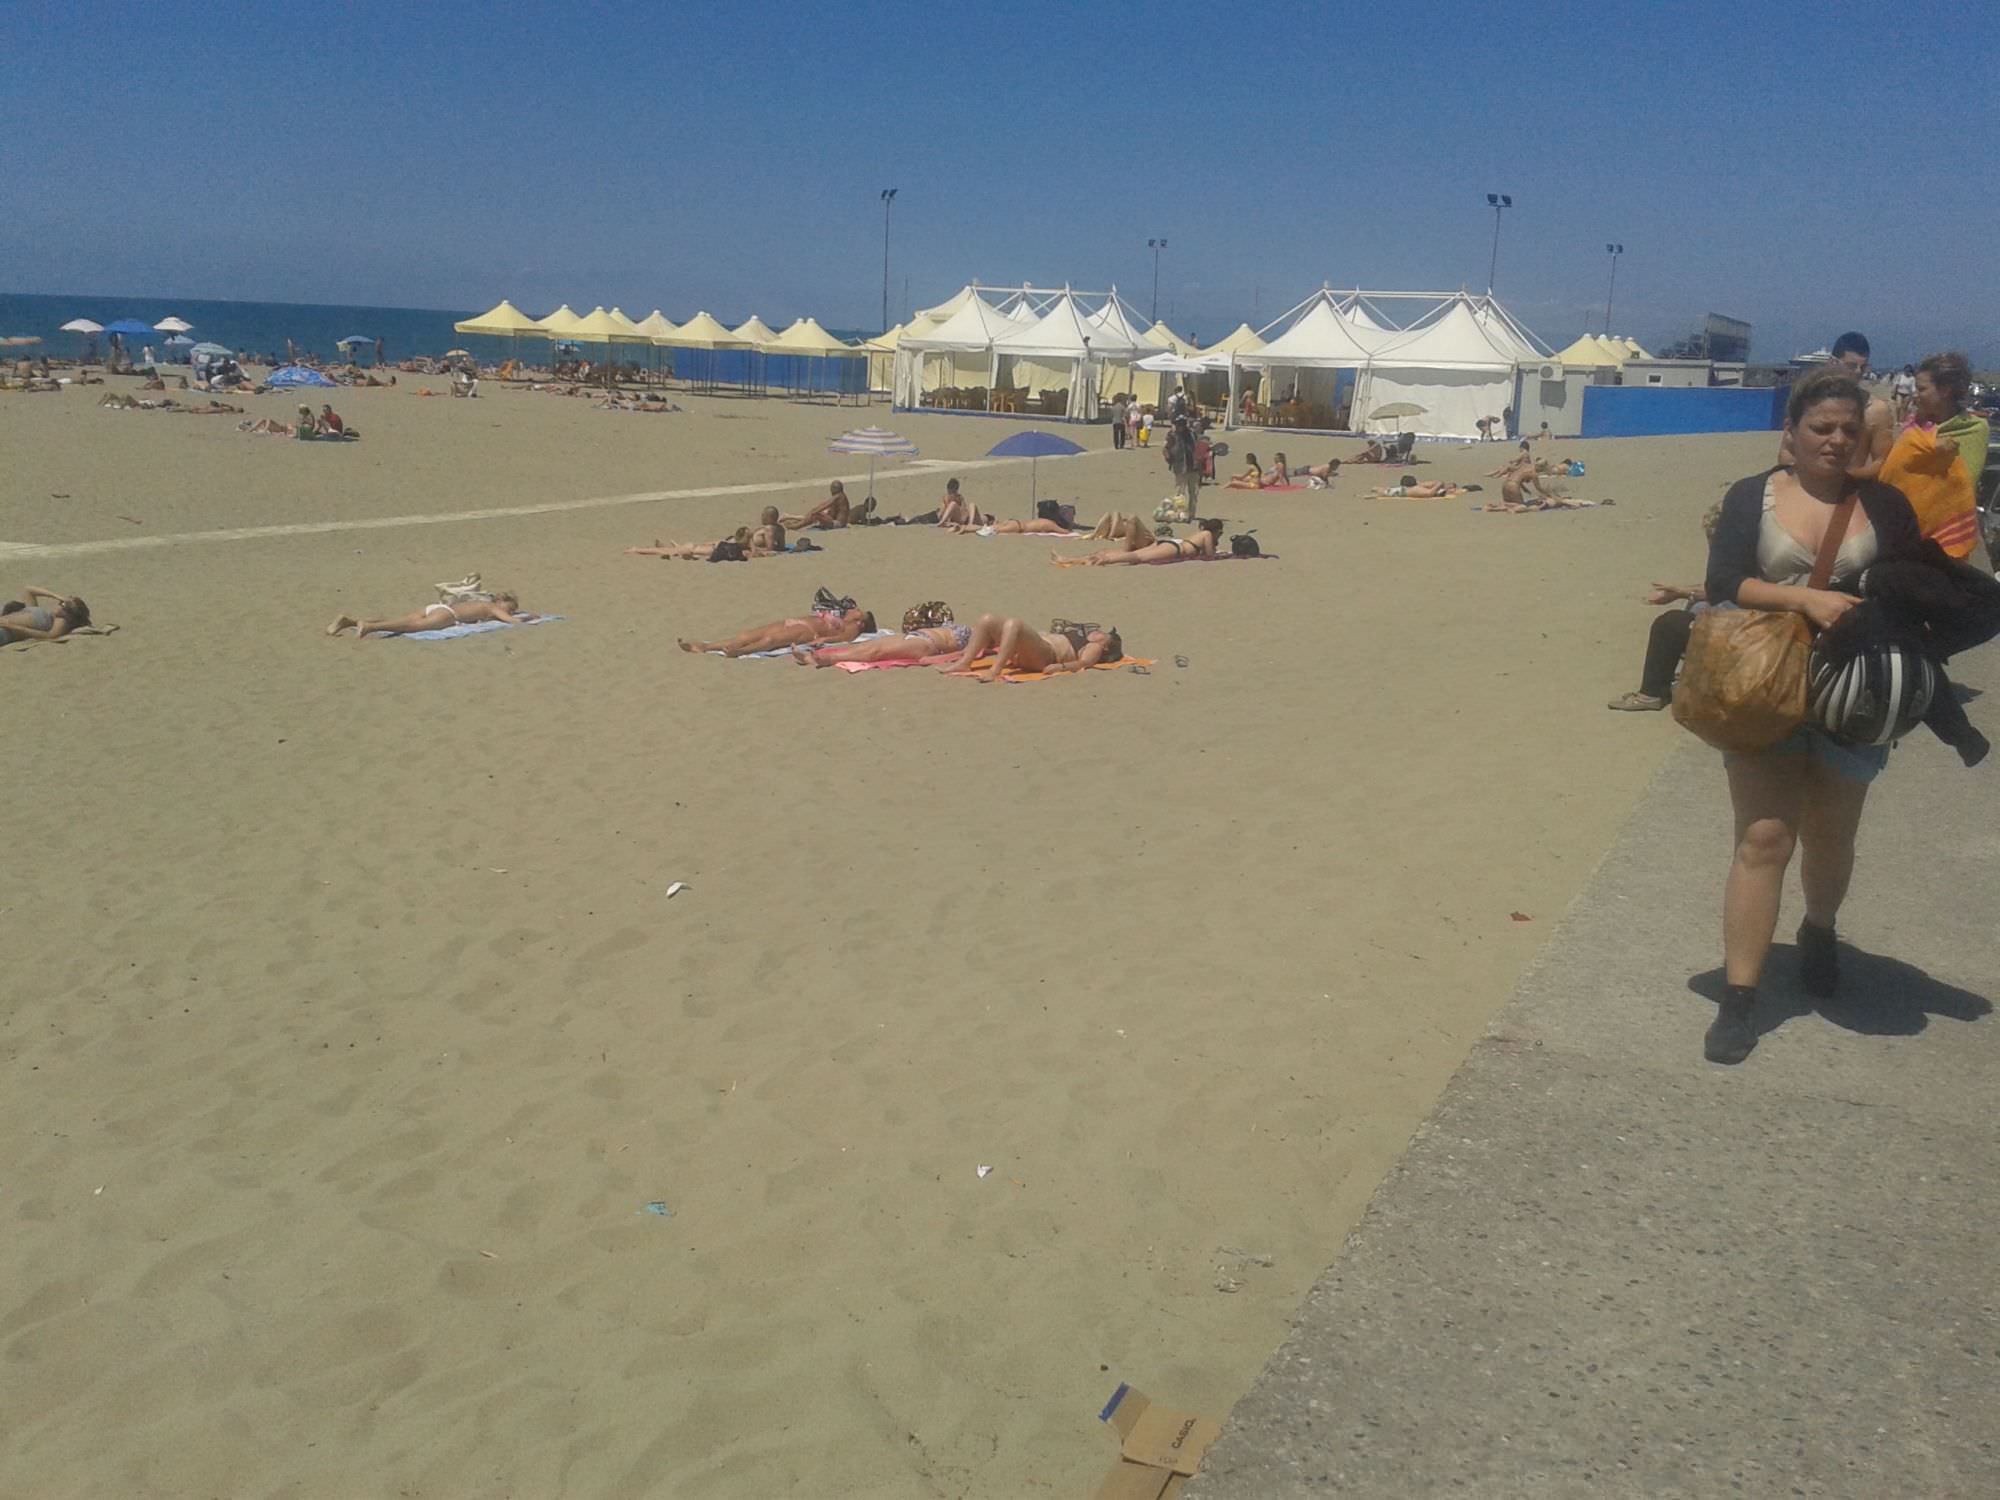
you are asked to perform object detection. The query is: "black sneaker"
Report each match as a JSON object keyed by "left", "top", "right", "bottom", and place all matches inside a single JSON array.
[
  {"left": 1704, "top": 987, "right": 1759, "bottom": 1065},
  {"left": 1797, "top": 921, "right": 1839, "bottom": 998}
]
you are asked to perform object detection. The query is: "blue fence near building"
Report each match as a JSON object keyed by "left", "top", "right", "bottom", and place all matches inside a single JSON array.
[{"left": 1581, "top": 385, "right": 1785, "bottom": 438}]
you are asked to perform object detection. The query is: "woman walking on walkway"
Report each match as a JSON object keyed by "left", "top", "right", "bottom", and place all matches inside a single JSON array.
[{"left": 1700, "top": 370, "right": 1921, "bottom": 1064}]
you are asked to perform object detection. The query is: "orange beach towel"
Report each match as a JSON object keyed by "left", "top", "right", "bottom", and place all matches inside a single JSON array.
[{"left": 1879, "top": 426, "right": 1979, "bottom": 558}]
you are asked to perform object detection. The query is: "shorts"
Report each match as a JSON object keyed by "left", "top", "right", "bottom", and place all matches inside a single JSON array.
[{"left": 1726, "top": 724, "right": 1889, "bottom": 785}]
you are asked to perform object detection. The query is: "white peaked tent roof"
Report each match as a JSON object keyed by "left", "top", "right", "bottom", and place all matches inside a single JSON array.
[
  {"left": 1240, "top": 293, "right": 1382, "bottom": 366},
  {"left": 1145, "top": 320, "right": 1194, "bottom": 354},
  {"left": 1372, "top": 296, "right": 1529, "bottom": 370},
  {"left": 864, "top": 322, "right": 904, "bottom": 351},
  {"left": 1201, "top": 323, "right": 1266, "bottom": 357},
  {"left": 993, "top": 293, "right": 1148, "bottom": 359},
  {"left": 1469, "top": 299, "right": 1547, "bottom": 362},
  {"left": 898, "top": 293, "right": 1021, "bottom": 351},
  {"left": 1339, "top": 299, "right": 1388, "bottom": 332},
  {"left": 1084, "top": 293, "right": 1156, "bottom": 351},
  {"left": 908, "top": 285, "right": 981, "bottom": 331}
]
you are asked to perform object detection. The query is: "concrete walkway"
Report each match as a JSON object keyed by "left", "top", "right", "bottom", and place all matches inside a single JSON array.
[{"left": 1190, "top": 650, "right": 2000, "bottom": 1499}]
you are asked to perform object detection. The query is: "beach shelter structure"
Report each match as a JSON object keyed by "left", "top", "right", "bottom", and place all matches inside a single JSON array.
[
  {"left": 455, "top": 299, "right": 543, "bottom": 338},
  {"left": 568, "top": 306, "right": 652, "bottom": 382},
  {"left": 656, "top": 311, "right": 748, "bottom": 392},
  {"left": 986, "top": 429, "right": 1086, "bottom": 507},
  {"left": 102, "top": 319, "right": 155, "bottom": 338},
  {"left": 1554, "top": 334, "right": 1627, "bottom": 369},
  {"left": 634, "top": 309, "right": 679, "bottom": 339},
  {"left": 731, "top": 315, "right": 782, "bottom": 348},
  {"left": 534, "top": 305, "right": 587, "bottom": 338},
  {"left": 1200, "top": 323, "right": 1267, "bottom": 358},
  {"left": 767, "top": 318, "right": 864, "bottom": 399},
  {"left": 863, "top": 322, "right": 902, "bottom": 392},
  {"left": 986, "top": 291, "right": 1154, "bottom": 421},
  {"left": 1229, "top": 291, "right": 1384, "bottom": 426},
  {"left": 1144, "top": 320, "right": 1195, "bottom": 355},
  {"left": 60, "top": 317, "right": 103, "bottom": 360},
  {"left": 267, "top": 364, "right": 338, "bottom": 388},
  {"left": 153, "top": 316, "right": 194, "bottom": 334},
  {"left": 893, "top": 293, "right": 1020, "bottom": 408},
  {"left": 827, "top": 425, "right": 918, "bottom": 503},
  {"left": 1348, "top": 295, "right": 1536, "bottom": 439}
]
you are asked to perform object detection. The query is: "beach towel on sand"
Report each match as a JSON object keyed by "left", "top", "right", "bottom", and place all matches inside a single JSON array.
[
  {"left": 394, "top": 615, "right": 563, "bottom": 641},
  {"left": 837, "top": 654, "right": 1155, "bottom": 681},
  {"left": 1882, "top": 422, "right": 1982, "bottom": 558}
]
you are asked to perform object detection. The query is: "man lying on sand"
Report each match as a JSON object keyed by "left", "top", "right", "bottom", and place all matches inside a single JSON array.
[
  {"left": 1368, "top": 477, "right": 1473, "bottom": 498},
  {"left": 1058, "top": 517, "right": 1222, "bottom": 566},
  {"left": 326, "top": 592, "right": 537, "bottom": 638},
  {"left": 626, "top": 509, "right": 809, "bottom": 559},
  {"left": 678, "top": 607, "right": 875, "bottom": 657},
  {"left": 938, "top": 615, "right": 1122, "bottom": 683}
]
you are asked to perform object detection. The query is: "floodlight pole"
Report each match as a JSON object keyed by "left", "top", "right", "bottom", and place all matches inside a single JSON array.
[
  {"left": 1485, "top": 193, "right": 1512, "bottom": 292},
  {"left": 880, "top": 188, "right": 898, "bottom": 334},
  {"left": 1603, "top": 243, "right": 1624, "bottom": 336},
  {"left": 1148, "top": 238, "right": 1167, "bottom": 322}
]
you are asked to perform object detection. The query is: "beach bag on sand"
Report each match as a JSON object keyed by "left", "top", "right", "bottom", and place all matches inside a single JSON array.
[{"left": 1672, "top": 490, "right": 1856, "bottom": 752}]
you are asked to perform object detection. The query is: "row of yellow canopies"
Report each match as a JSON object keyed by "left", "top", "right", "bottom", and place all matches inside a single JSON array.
[{"left": 453, "top": 300, "right": 859, "bottom": 356}]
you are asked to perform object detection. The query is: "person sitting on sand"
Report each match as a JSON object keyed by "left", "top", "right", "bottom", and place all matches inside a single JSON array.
[
  {"left": 783, "top": 480, "right": 864, "bottom": 531},
  {"left": 1265, "top": 452, "right": 1291, "bottom": 486},
  {"left": 1368, "top": 475, "right": 1470, "bottom": 498},
  {"left": 936, "top": 478, "right": 987, "bottom": 528},
  {"left": 937, "top": 615, "right": 1123, "bottom": 683},
  {"left": 318, "top": 403, "right": 357, "bottom": 438},
  {"left": 292, "top": 404, "right": 321, "bottom": 439},
  {"left": 0, "top": 587, "right": 92, "bottom": 644},
  {"left": 1063, "top": 517, "right": 1223, "bottom": 566},
  {"left": 1086, "top": 512, "right": 1155, "bottom": 543},
  {"left": 1225, "top": 452, "right": 1264, "bottom": 489},
  {"left": 1352, "top": 439, "right": 1388, "bottom": 464},
  {"left": 142, "top": 371, "right": 166, "bottom": 391},
  {"left": 678, "top": 607, "right": 876, "bottom": 657},
  {"left": 326, "top": 591, "right": 537, "bottom": 638}
]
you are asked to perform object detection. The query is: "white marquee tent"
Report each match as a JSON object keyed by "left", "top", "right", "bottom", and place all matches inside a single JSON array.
[{"left": 891, "top": 284, "right": 1160, "bottom": 419}]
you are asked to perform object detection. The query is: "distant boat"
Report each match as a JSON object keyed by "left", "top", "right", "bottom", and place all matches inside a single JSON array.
[{"left": 1790, "top": 347, "right": 1833, "bottom": 366}]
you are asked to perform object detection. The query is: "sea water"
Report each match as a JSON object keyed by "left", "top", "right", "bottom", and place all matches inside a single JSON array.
[{"left": 0, "top": 291, "right": 873, "bottom": 366}]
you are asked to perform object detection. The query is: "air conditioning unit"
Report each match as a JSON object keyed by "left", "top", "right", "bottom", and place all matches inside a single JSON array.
[{"left": 1537, "top": 362, "right": 1564, "bottom": 382}]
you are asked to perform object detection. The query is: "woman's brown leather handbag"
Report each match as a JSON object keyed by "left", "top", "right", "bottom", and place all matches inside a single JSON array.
[{"left": 1672, "top": 490, "right": 1857, "bottom": 752}]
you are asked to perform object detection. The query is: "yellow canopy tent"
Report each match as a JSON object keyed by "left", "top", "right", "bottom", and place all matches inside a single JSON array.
[
  {"left": 655, "top": 311, "right": 748, "bottom": 392},
  {"left": 865, "top": 322, "right": 903, "bottom": 391},
  {"left": 732, "top": 315, "right": 782, "bottom": 349},
  {"left": 633, "top": 309, "right": 679, "bottom": 339},
  {"left": 453, "top": 298, "right": 545, "bottom": 373},
  {"left": 767, "top": 318, "right": 864, "bottom": 401},
  {"left": 1554, "top": 334, "right": 1626, "bottom": 368},
  {"left": 567, "top": 306, "right": 652, "bottom": 383},
  {"left": 535, "top": 304, "right": 587, "bottom": 338},
  {"left": 1200, "top": 322, "right": 1266, "bottom": 357},
  {"left": 769, "top": 317, "right": 855, "bottom": 356},
  {"left": 1145, "top": 320, "right": 1195, "bottom": 355}
]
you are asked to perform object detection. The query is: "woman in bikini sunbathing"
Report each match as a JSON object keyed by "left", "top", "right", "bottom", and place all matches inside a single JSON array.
[
  {"left": 1087, "top": 512, "right": 1155, "bottom": 543},
  {"left": 326, "top": 591, "right": 537, "bottom": 638},
  {"left": 1061, "top": 517, "right": 1223, "bottom": 566},
  {"left": 1225, "top": 453, "right": 1264, "bottom": 488},
  {"left": 937, "top": 615, "right": 1123, "bottom": 683},
  {"left": 793, "top": 620, "right": 971, "bottom": 667},
  {"left": 943, "top": 516, "right": 1076, "bottom": 535},
  {"left": 677, "top": 607, "right": 875, "bottom": 657},
  {"left": 1264, "top": 452, "right": 1291, "bottom": 486},
  {"left": 0, "top": 587, "right": 92, "bottom": 644},
  {"left": 1368, "top": 476, "right": 1470, "bottom": 498}
]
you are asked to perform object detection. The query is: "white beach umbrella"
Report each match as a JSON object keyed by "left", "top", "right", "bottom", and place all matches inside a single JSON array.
[
  {"left": 827, "top": 425, "right": 918, "bottom": 502},
  {"left": 153, "top": 316, "right": 194, "bottom": 333},
  {"left": 60, "top": 318, "right": 104, "bottom": 334}
]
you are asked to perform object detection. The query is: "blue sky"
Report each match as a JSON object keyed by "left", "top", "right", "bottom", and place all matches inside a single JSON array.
[{"left": 2, "top": 0, "right": 1991, "bottom": 362}]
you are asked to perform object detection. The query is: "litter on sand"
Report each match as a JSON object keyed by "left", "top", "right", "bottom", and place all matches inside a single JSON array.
[
  {"left": 640, "top": 1201, "right": 674, "bottom": 1217},
  {"left": 975, "top": 1165, "right": 994, "bottom": 1179},
  {"left": 666, "top": 881, "right": 688, "bottom": 899}
]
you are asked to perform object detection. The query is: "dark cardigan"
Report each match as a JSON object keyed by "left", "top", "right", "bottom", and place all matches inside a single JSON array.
[{"left": 1705, "top": 469, "right": 1922, "bottom": 607}]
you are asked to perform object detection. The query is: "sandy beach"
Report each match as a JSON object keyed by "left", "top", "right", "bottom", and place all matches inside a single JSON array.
[{"left": 2, "top": 375, "right": 1779, "bottom": 1497}]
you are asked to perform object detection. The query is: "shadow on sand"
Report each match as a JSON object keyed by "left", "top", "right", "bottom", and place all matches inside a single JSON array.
[{"left": 1689, "top": 941, "right": 1993, "bottom": 1041}]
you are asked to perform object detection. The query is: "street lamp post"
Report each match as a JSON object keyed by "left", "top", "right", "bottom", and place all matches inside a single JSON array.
[
  {"left": 1485, "top": 193, "right": 1512, "bottom": 292},
  {"left": 880, "top": 188, "right": 898, "bottom": 334},
  {"left": 1148, "top": 238, "right": 1167, "bottom": 322},
  {"left": 1603, "top": 243, "right": 1624, "bottom": 336}
]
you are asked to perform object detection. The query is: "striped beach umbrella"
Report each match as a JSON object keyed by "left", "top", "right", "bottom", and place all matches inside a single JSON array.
[{"left": 826, "top": 426, "right": 918, "bottom": 501}]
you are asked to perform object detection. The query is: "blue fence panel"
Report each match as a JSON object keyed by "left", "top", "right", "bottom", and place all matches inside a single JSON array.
[{"left": 1581, "top": 385, "right": 1785, "bottom": 439}]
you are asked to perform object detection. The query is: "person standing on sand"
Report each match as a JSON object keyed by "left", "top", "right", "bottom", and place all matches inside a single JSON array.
[
  {"left": 1697, "top": 369, "right": 1922, "bottom": 1065},
  {"left": 1166, "top": 416, "right": 1201, "bottom": 510},
  {"left": 1111, "top": 392, "right": 1128, "bottom": 449}
]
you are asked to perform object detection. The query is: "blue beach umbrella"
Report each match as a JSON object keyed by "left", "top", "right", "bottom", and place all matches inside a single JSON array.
[
  {"left": 101, "top": 319, "right": 156, "bottom": 337},
  {"left": 985, "top": 429, "right": 1086, "bottom": 505},
  {"left": 827, "top": 425, "right": 918, "bottom": 502}
]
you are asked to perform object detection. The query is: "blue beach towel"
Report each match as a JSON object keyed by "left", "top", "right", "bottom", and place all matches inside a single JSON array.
[{"left": 394, "top": 614, "right": 564, "bottom": 641}]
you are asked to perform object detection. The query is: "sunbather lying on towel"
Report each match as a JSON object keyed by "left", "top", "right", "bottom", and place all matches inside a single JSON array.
[
  {"left": 792, "top": 620, "right": 972, "bottom": 666},
  {"left": 944, "top": 516, "right": 1076, "bottom": 535},
  {"left": 326, "top": 591, "right": 538, "bottom": 638},
  {"left": 171, "top": 399, "right": 243, "bottom": 415},
  {"left": 1368, "top": 477, "right": 1471, "bottom": 498},
  {"left": 0, "top": 587, "right": 92, "bottom": 643},
  {"left": 1061, "top": 517, "right": 1223, "bottom": 566},
  {"left": 937, "top": 615, "right": 1123, "bottom": 683},
  {"left": 678, "top": 606, "right": 875, "bottom": 657},
  {"left": 627, "top": 511, "right": 790, "bottom": 559}
]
